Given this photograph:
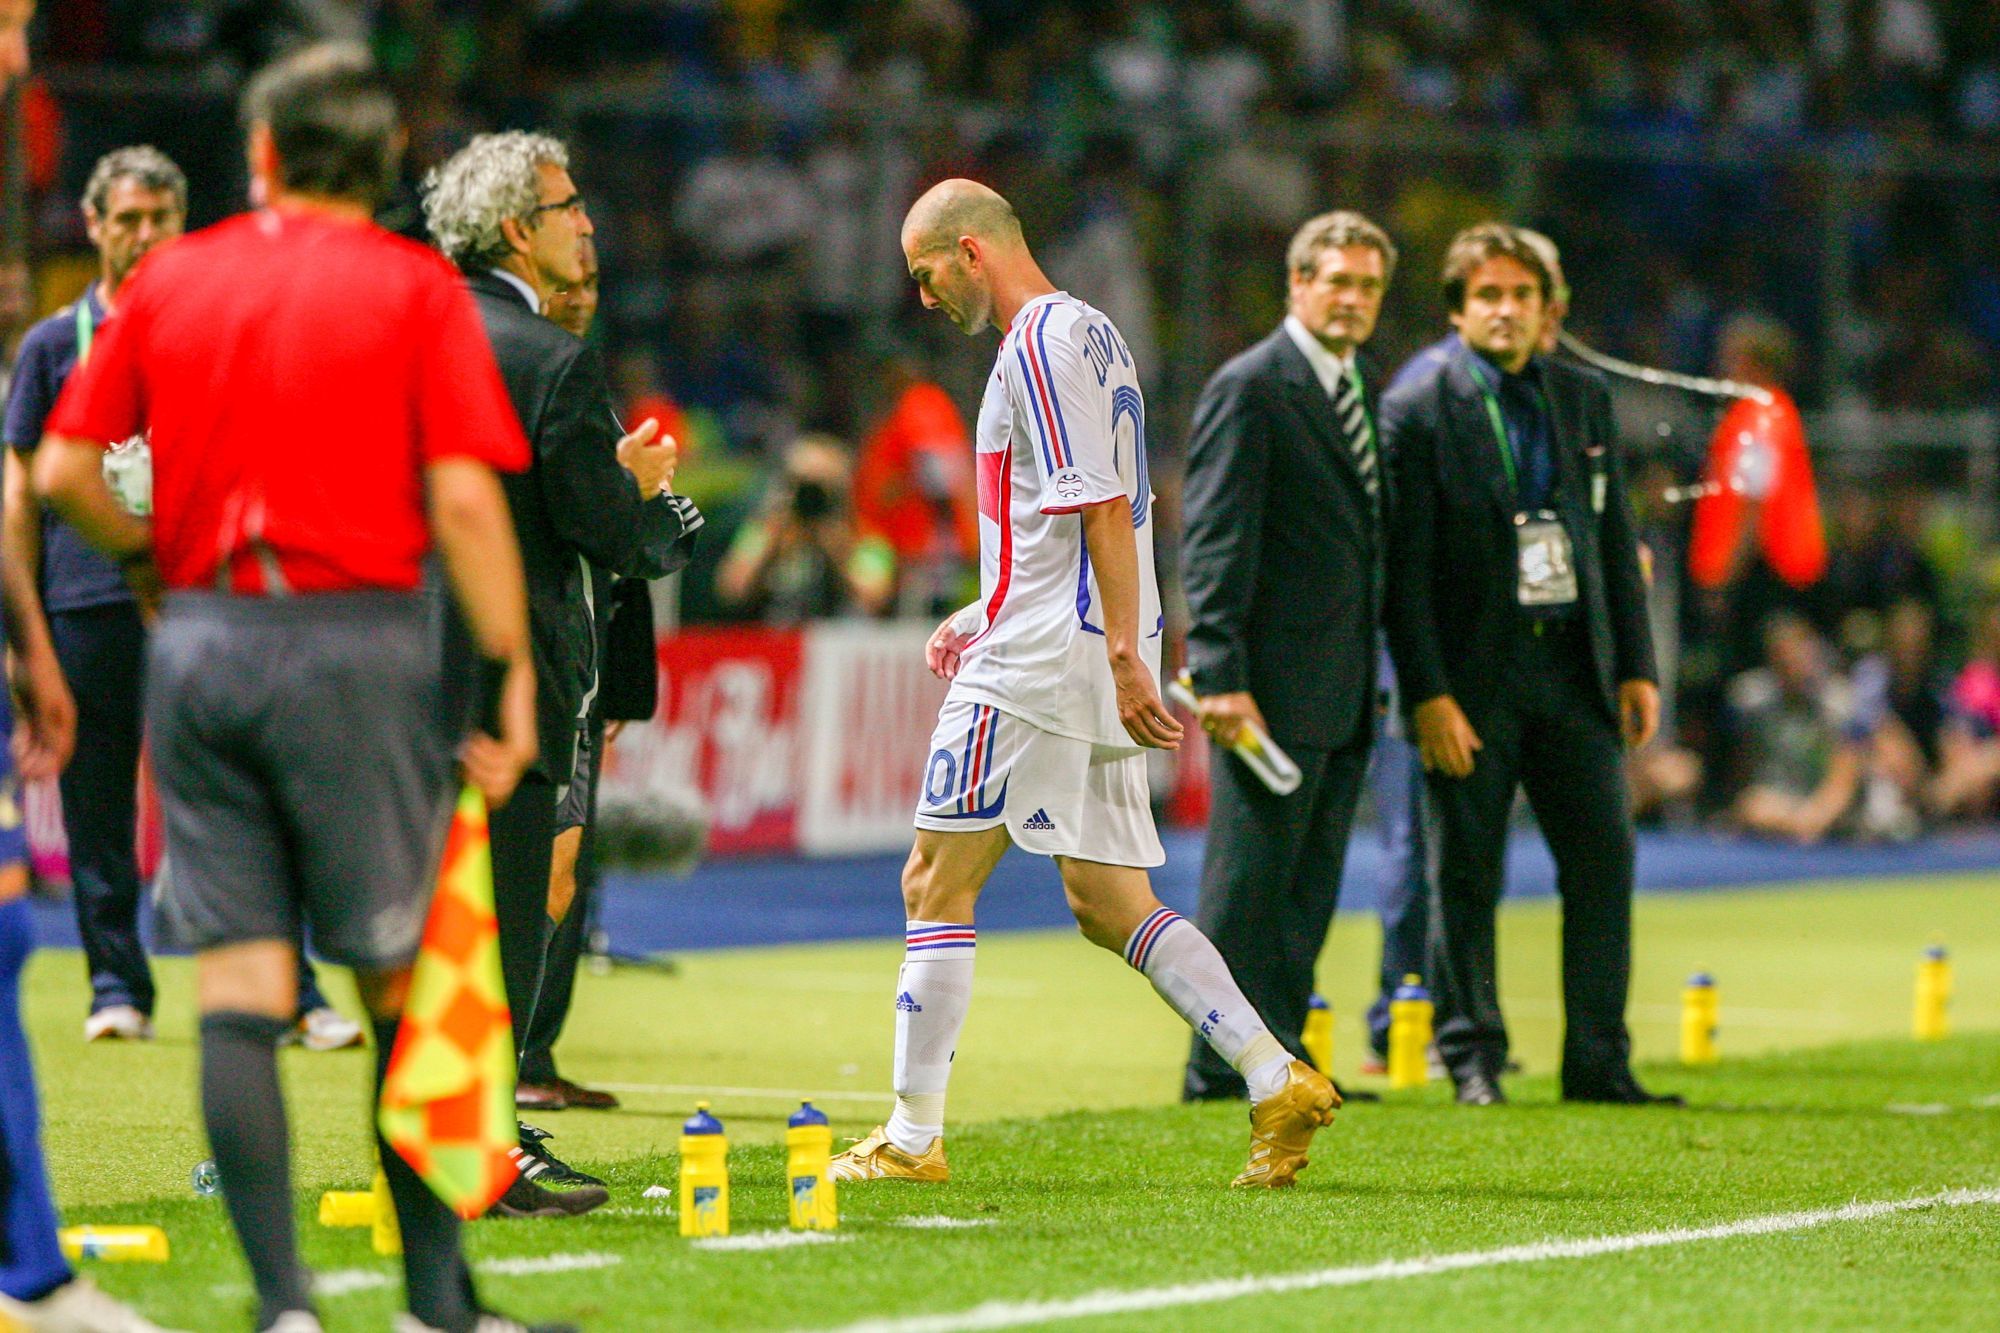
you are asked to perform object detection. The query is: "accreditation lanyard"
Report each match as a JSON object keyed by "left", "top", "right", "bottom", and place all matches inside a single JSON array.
[
  {"left": 75, "top": 290, "right": 96, "bottom": 365},
  {"left": 1462, "top": 355, "right": 1519, "bottom": 496}
]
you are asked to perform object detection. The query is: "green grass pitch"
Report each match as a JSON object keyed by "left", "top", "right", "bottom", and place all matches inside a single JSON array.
[{"left": 21, "top": 871, "right": 2000, "bottom": 1330}]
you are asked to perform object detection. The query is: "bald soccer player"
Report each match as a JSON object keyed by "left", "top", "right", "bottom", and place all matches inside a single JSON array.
[{"left": 829, "top": 180, "right": 1338, "bottom": 1190}]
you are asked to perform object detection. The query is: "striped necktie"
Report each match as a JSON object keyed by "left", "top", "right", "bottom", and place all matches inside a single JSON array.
[{"left": 1334, "top": 364, "right": 1378, "bottom": 502}]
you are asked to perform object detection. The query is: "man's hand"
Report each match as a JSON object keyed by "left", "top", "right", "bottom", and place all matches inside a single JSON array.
[
  {"left": 10, "top": 645, "right": 75, "bottom": 781},
  {"left": 1619, "top": 678, "right": 1660, "bottom": 750},
  {"left": 1196, "top": 691, "right": 1266, "bottom": 749},
  {"left": 1112, "top": 651, "right": 1184, "bottom": 750},
  {"left": 616, "top": 418, "right": 677, "bottom": 499},
  {"left": 1413, "top": 694, "right": 1481, "bottom": 778},
  {"left": 460, "top": 655, "right": 537, "bottom": 808},
  {"left": 925, "top": 606, "right": 978, "bottom": 681}
]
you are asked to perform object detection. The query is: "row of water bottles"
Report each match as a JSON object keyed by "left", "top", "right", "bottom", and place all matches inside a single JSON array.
[
  {"left": 1304, "top": 976, "right": 1436, "bottom": 1090},
  {"left": 677, "top": 1099, "right": 838, "bottom": 1238},
  {"left": 1681, "top": 945, "right": 1954, "bottom": 1064},
  {"left": 1303, "top": 945, "right": 1956, "bottom": 1085}
]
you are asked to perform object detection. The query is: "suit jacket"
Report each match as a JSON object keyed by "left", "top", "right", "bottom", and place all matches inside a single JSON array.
[
  {"left": 1379, "top": 335, "right": 1655, "bottom": 727},
  {"left": 467, "top": 269, "right": 698, "bottom": 779},
  {"left": 1181, "top": 325, "right": 1387, "bottom": 752}
]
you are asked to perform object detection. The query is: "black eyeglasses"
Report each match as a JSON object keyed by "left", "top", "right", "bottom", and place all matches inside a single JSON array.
[{"left": 525, "top": 194, "right": 586, "bottom": 221}]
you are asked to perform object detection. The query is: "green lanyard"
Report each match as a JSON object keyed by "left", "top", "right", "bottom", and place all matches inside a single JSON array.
[
  {"left": 75, "top": 290, "right": 95, "bottom": 365},
  {"left": 1462, "top": 355, "right": 1518, "bottom": 495}
]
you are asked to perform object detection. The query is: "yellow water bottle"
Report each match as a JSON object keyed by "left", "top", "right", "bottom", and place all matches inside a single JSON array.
[
  {"left": 1302, "top": 994, "right": 1334, "bottom": 1077},
  {"left": 1387, "top": 974, "right": 1432, "bottom": 1090},
  {"left": 786, "top": 1101, "right": 837, "bottom": 1231},
  {"left": 1914, "top": 945, "right": 1951, "bottom": 1040},
  {"left": 1680, "top": 971, "right": 1719, "bottom": 1065},
  {"left": 58, "top": 1226, "right": 169, "bottom": 1263},
  {"left": 679, "top": 1101, "right": 729, "bottom": 1237}
]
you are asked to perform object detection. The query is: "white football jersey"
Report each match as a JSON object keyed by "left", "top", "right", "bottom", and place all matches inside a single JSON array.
[{"left": 946, "top": 291, "right": 1163, "bottom": 747}]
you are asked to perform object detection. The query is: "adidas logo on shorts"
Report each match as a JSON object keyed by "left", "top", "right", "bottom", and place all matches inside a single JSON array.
[
  {"left": 896, "top": 991, "right": 923, "bottom": 1013},
  {"left": 1021, "top": 808, "right": 1057, "bottom": 831}
]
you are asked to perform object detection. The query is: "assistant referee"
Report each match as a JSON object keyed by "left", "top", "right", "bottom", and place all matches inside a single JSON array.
[{"left": 38, "top": 44, "right": 566, "bottom": 1333}]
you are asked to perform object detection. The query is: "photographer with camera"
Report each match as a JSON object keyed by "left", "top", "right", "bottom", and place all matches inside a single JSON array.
[{"left": 716, "top": 434, "right": 896, "bottom": 623}]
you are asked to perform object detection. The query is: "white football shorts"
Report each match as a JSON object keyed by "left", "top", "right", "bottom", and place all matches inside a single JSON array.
[{"left": 912, "top": 699, "right": 1165, "bottom": 868}]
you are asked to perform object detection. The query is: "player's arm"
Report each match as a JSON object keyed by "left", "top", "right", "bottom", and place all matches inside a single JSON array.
[
  {"left": 33, "top": 436, "right": 150, "bottom": 567},
  {"left": 1, "top": 447, "right": 75, "bottom": 779},
  {"left": 427, "top": 456, "right": 536, "bottom": 807},
  {"left": 1079, "top": 497, "right": 1180, "bottom": 750}
]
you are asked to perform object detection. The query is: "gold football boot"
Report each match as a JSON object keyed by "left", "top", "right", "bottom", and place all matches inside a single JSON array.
[
  {"left": 1232, "top": 1059, "right": 1339, "bottom": 1188},
  {"left": 828, "top": 1125, "right": 949, "bottom": 1183}
]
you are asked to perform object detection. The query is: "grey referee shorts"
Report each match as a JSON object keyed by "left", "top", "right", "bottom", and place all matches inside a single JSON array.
[{"left": 147, "top": 591, "right": 457, "bottom": 971}]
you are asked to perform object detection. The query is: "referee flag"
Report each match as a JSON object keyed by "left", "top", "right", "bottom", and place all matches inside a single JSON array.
[{"left": 378, "top": 785, "right": 519, "bottom": 1218}]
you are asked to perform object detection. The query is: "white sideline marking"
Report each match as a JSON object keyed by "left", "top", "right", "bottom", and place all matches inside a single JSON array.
[
  {"left": 894, "top": 1217, "right": 997, "bottom": 1230},
  {"left": 693, "top": 1230, "right": 846, "bottom": 1253},
  {"left": 309, "top": 1253, "right": 621, "bottom": 1299},
  {"left": 480, "top": 1252, "right": 623, "bottom": 1276},
  {"left": 1972, "top": 1093, "right": 2000, "bottom": 1108},
  {"left": 817, "top": 1188, "right": 2000, "bottom": 1333},
  {"left": 594, "top": 1082, "right": 889, "bottom": 1104},
  {"left": 314, "top": 1270, "right": 391, "bottom": 1297},
  {"left": 1886, "top": 1103, "right": 1952, "bottom": 1116}
]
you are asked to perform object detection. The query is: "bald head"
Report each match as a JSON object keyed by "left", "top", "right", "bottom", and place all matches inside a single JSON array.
[
  {"left": 902, "top": 178, "right": 1023, "bottom": 259},
  {"left": 902, "top": 177, "right": 1053, "bottom": 336}
]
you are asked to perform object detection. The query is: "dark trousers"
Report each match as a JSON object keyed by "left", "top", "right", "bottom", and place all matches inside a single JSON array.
[
  {"left": 518, "top": 885, "right": 585, "bottom": 1086},
  {"left": 51, "top": 604, "right": 152, "bottom": 1016},
  {"left": 489, "top": 773, "right": 556, "bottom": 1061},
  {"left": 1183, "top": 736, "right": 1369, "bottom": 1100},
  {"left": 1426, "top": 623, "right": 1635, "bottom": 1088},
  {"left": 1365, "top": 730, "right": 1433, "bottom": 1056},
  {"left": 520, "top": 731, "right": 601, "bottom": 1086}
]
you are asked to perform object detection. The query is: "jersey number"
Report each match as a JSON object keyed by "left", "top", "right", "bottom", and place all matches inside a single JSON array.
[{"left": 1081, "top": 320, "right": 1131, "bottom": 387}]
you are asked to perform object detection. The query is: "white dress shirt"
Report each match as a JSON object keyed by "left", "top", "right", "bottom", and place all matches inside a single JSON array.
[
  {"left": 1282, "top": 313, "right": 1358, "bottom": 400},
  {"left": 489, "top": 267, "right": 539, "bottom": 312}
]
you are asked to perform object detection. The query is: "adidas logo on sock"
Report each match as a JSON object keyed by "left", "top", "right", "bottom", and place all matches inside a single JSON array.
[
  {"left": 1021, "top": 808, "right": 1057, "bottom": 831},
  {"left": 896, "top": 991, "right": 923, "bottom": 1013}
]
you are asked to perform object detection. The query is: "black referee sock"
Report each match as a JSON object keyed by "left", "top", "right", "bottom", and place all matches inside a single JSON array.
[
  {"left": 374, "top": 1017, "right": 479, "bottom": 1333},
  {"left": 198, "top": 1010, "right": 312, "bottom": 1329}
]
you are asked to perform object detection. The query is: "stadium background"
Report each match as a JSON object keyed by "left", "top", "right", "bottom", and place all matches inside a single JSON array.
[
  {"left": 9, "top": 7, "right": 2000, "bottom": 1330},
  {"left": 10, "top": 0, "right": 2000, "bottom": 867}
]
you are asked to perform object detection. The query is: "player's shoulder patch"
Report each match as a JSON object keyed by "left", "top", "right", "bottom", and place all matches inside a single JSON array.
[{"left": 1053, "top": 469, "right": 1087, "bottom": 499}]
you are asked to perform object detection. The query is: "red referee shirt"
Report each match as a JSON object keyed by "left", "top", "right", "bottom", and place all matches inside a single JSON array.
[{"left": 47, "top": 206, "right": 530, "bottom": 595}]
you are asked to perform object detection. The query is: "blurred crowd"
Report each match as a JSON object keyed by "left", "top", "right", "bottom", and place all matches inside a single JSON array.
[{"left": 12, "top": 0, "right": 2000, "bottom": 836}]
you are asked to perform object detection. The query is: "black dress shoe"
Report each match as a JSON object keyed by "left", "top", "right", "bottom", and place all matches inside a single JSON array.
[
  {"left": 1563, "top": 1075, "right": 1685, "bottom": 1106},
  {"left": 1455, "top": 1070, "right": 1506, "bottom": 1105},
  {"left": 515, "top": 1081, "right": 568, "bottom": 1112}
]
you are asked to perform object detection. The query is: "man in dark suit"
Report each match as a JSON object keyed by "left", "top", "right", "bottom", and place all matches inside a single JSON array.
[
  {"left": 1380, "top": 221, "right": 1675, "bottom": 1107},
  {"left": 423, "top": 132, "right": 701, "bottom": 1207},
  {"left": 1179, "top": 211, "right": 1396, "bottom": 1100}
]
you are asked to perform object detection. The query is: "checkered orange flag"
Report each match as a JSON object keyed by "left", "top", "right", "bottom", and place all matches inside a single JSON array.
[{"left": 378, "top": 785, "right": 519, "bottom": 1218}]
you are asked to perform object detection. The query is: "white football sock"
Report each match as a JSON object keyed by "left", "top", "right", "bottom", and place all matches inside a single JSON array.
[
  {"left": 885, "top": 920, "right": 976, "bottom": 1153},
  {"left": 1126, "top": 908, "right": 1294, "bottom": 1103}
]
